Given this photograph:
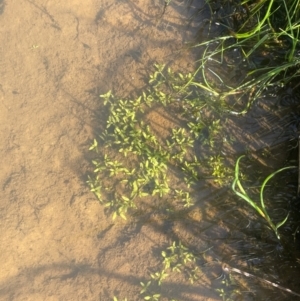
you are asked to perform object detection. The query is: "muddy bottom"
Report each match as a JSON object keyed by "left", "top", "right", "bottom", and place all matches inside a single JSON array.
[{"left": 0, "top": 0, "right": 300, "bottom": 301}]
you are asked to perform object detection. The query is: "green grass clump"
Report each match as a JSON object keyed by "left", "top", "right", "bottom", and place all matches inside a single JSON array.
[
  {"left": 189, "top": 0, "right": 300, "bottom": 114},
  {"left": 232, "top": 155, "right": 296, "bottom": 239}
]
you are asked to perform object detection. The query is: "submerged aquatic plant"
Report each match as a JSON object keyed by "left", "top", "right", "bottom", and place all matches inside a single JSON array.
[
  {"left": 87, "top": 64, "right": 232, "bottom": 220},
  {"left": 139, "top": 241, "right": 203, "bottom": 301},
  {"left": 232, "top": 155, "right": 296, "bottom": 239}
]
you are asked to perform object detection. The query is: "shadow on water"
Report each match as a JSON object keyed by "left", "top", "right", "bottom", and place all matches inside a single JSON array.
[
  {"left": 91, "top": 97, "right": 300, "bottom": 299},
  {"left": 84, "top": 0, "right": 300, "bottom": 300},
  {"left": 0, "top": 262, "right": 223, "bottom": 301},
  {"left": 178, "top": 1, "right": 300, "bottom": 299},
  {"left": 89, "top": 0, "right": 206, "bottom": 101},
  {"left": 0, "top": 1, "right": 5, "bottom": 15}
]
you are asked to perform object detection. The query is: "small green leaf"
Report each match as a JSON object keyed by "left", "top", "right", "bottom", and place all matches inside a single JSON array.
[
  {"left": 120, "top": 212, "right": 127, "bottom": 220},
  {"left": 276, "top": 213, "right": 289, "bottom": 230}
]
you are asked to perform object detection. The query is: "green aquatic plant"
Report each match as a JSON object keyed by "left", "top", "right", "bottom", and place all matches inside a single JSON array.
[
  {"left": 139, "top": 241, "right": 203, "bottom": 301},
  {"left": 88, "top": 1, "right": 300, "bottom": 299},
  {"left": 208, "top": 155, "right": 232, "bottom": 186},
  {"left": 188, "top": 0, "right": 300, "bottom": 114},
  {"left": 232, "top": 155, "right": 296, "bottom": 239},
  {"left": 88, "top": 64, "right": 229, "bottom": 220}
]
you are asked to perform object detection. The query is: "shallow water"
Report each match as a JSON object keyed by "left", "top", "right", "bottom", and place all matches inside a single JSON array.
[{"left": 0, "top": 0, "right": 299, "bottom": 300}]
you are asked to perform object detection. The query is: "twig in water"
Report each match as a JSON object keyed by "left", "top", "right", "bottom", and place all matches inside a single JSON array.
[{"left": 222, "top": 263, "right": 300, "bottom": 298}]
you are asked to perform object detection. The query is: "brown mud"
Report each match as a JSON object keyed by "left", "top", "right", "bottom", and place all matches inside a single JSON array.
[{"left": 0, "top": 1, "right": 299, "bottom": 301}]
